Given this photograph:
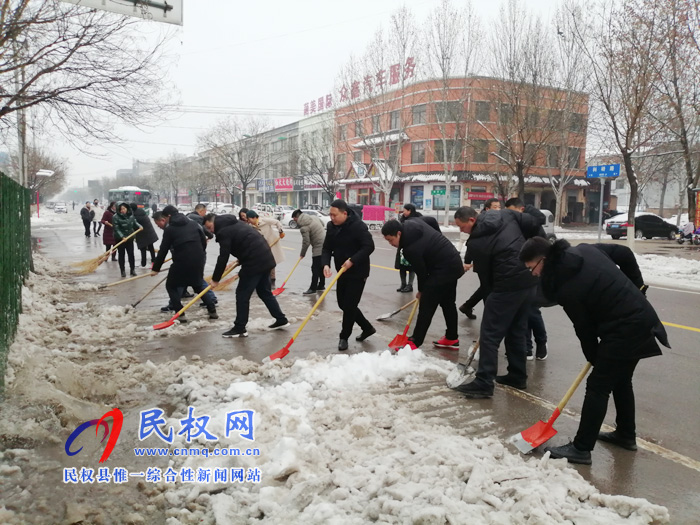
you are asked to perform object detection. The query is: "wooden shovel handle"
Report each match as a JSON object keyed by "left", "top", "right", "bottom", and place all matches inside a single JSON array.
[{"left": 557, "top": 362, "right": 592, "bottom": 412}]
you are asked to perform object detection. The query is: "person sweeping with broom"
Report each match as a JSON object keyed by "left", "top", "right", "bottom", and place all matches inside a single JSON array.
[
  {"left": 112, "top": 202, "right": 141, "bottom": 278},
  {"left": 519, "top": 237, "right": 669, "bottom": 464}
]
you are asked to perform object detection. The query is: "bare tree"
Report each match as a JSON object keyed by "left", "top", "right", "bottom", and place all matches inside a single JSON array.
[
  {"left": 0, "top": 0, "right": 170, "bottom": 144},
  {"left": 182, "top": 157, "right": 215, "bottom": 204},
  {"left": 10, "top": 146, "right": 68, "bottom": 197},
  {"left": 299, "top": 113, "right": 341, "bottom": 202},
  {"left": 154, "top": 152, "right": 186, "bottom": 205},
  {"left": 336, "top": 6, "right": 419, "bottom": 206},
  {"left": 422, "top": 0, "right": 482, "bottom": 225},
  {"left": 569, "top": 0, "right": 665, "bottom": 240},
  {"left": 197, "top": 117, "right": 272, "bottom": 207}
]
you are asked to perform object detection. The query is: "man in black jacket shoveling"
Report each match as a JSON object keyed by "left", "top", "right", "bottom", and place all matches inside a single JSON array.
[
  {"left": 151, "top": 210, "right": 218, "bottom": 321},
  {"left": 382, "top": 218, "right": 464, "bottom": 350},
  {"left": 204, "top": 214, "right": 289, "bottom": 338},
  {"left": 322, "top": 199, "right": 376, "bottom": 351},
  {"left": 519, "top": 237, "right": 669, "bottom": 464},
  {"left": 453, "top": 206, "right": 543, "bottom": 398}
]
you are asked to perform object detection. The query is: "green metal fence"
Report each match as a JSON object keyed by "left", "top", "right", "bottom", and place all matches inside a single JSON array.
[{"left": 0, "top": 172, "right": 32, "bottom": 393}]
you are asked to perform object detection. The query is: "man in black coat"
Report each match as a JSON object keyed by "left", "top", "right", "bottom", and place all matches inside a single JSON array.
[
  {"left": 80, "top": 202, "right": 93, "bottom": 237},
  {"left": 187, "top": 204, "right": 214, "bottom": 239},
  {"left": 452, "top": 206, "right": 543, "bottom": 398},
  {"left": 131, "top": 203, "right": 158, "bottom": 266},
  {"left": 382, "top": 219, "right": 464, "bottom": 349},
  {"left": 151, "top": 211, "right": 218, "bottom": 320},
  {"left": 204, "top": 214, "right": 289, "bottom": 338},
  {"left": 520, "top": 238, "right": 669, "bottom": 464},
  {"left": 322, "top": 199, "right": 376, "bottom": 351}
]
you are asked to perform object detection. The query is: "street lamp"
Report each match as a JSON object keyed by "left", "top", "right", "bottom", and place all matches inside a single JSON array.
[{"left": 35, "top": 169, "right": 54, "bottom": 218}]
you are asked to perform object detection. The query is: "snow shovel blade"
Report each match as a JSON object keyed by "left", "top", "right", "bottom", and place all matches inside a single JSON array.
[
  {"left": 388, "top": 334, "right": 408, "bottom": 350},
  {"left": 510, "top": 419, "right": 558, "bottom": 454},
  {"left": 271, "top": 286, "right": 284, "bottom": 296},
  {"left": 446, "top": 363, "right": 475, "bottom": 389},
  {"left": 263, "top": 346, "right": 291, "bottom": 363},
  {"left": 152, "top": 317, "right": 177, "bottom": 330}
]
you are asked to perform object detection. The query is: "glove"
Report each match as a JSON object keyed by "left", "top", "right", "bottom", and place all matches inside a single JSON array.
[{"left": 640, "top": 284, "right": 648, "bottom": 296}]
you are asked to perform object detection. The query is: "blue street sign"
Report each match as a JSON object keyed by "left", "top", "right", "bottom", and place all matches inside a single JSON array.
[{"left": 586, "top": 163, "right": 621, "bottom": 178}]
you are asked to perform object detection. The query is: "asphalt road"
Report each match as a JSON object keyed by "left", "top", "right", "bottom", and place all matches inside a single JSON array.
[{"left": 32, "top": 219, "right": 700, "bottom": 523}]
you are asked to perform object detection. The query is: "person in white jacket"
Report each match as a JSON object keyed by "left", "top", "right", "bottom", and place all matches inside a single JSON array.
[{"left": 245, "top": 210, "right": 285, "bottom": 288}]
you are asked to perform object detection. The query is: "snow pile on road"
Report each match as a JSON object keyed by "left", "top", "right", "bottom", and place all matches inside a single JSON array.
[
  {"left": 0, "top": 254, "right": 670, "bottom": 524},
  {"left": 637, "top": 253, "right": 700, "bottom": 291}
]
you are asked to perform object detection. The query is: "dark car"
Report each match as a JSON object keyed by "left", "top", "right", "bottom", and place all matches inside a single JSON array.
[{"left": 606, "top": 213, "right": 678, "bottom": 240}]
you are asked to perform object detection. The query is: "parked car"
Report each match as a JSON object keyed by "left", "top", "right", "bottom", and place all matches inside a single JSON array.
[
  {"left": 274, "top": 205, "right": 294, "bottom": 221},
  {"left": 252, "top": 203, "right": 275, "bottom": 218},
  {"left": 213, "top": 203, "right": 239, "bottom": 215},
  {"left": 285, "top": 209, "right": 331, "bottom": 229},
  {"left": 605, "top": 212, "right": 678, "bottom": 240},
  {"left": 53, "top": 201, "right": 68, "bottom": 213},
  {"left": 304, "top": 203, "right": 324, "bottom": 212}
]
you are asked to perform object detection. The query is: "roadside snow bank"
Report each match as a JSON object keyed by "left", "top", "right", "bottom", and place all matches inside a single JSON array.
[{"left": 636, "top": 253, "right": 700, "bottom": 291}]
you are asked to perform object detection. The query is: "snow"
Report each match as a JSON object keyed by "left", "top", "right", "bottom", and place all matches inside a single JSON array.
[
  {"left": 0, "top": 253, "right": 672, "bottom": 524},
  {"left": 636, "top": 254, "right": 700, "bottom": 291}
]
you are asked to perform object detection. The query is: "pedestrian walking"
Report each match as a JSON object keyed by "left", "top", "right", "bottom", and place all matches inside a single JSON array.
[
  {"left": 151, "top": 202, "right": 158, "bottom": 214},
  {"left": 322, "top": 199, "right": 376, "bottom": 351},
  {"left": 112, "top": 202, "right": 140, "bottom": 278},
  {"left": 204, "top": 214, "right": 289, "bottom": 338},
  {"left": 382, "top": 218, "right": 464, "bottom": 349},
  {"left": 520, "top": 237, "right": 669, "bottom": 464},
  {"left": 80, "top": 202, "right": 93, "bottom": 237},
  {"left": 244, "top": 210, "right": 285, "bottom": 288},
  {"left": 92, "top": 199, "right": 103, "bottom": 236},
  {"left": 452, "top": 206, "right": 543, "bottom": 398},
  {"left": 100, "top": 202, "right": 117, "bottom": 261},
  {"left": 292, "top": 209, "right": 326, "bottom": 294},
  {"left": 459, "top": 198, "right": 501, "bottom": 319},
  {"left": 130, "top": 203, "right": 158, "bottom": 266},
  {"left": 151, "top": 210, "right": 218, "bottom": 321}
]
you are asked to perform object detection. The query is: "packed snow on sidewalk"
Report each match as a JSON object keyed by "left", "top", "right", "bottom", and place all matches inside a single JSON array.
[
  {"left": 0, "top": 255, "right": 670, "bottom": 524},
  {"left": 636, "top": 253, "right": 700, "bottom": 291}
]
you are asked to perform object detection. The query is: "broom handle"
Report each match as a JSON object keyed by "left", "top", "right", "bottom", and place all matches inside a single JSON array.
[
  {"left": 102, "top": 271, "right": 158, "bottom": 288},
  {"left": 101, "top": 227, "right": 143, "bottom": 261},
  {"left": 133, "top": 275, "right": 167, "bottom": 307},
  {"left": 557, "top": 362, "right": 592, "bottom": 412},
  {"left": 398, "top": 298, "right": 418, "bottom": 312},
  {"left": 402, "top": 298, "right": 420, "bottom": 335},
  {"left": 288, "top": 267, "right": 346, "bottom": 344},
  {"left": 281, "top": 257, "right": 303, "bottom": 286},
  {"left": 173, "top": 261, "right": 240, "bottom": 319}
]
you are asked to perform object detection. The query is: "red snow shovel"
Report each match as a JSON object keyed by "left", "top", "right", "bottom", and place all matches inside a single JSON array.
[
  {"left": 264, "top": 267, "right": 346, "bottom": 362},
  {"left": 272, "top": 256, "right": 303, "bottom": 296},
  {"left": 387, "top": 298, "right": 419, "bottom": 350},
  {"left": 151, "top": 261, "right": 240, "bottom": 330},
  {"left": 510, "top": 362, "right": 592, "bottom": 454}
]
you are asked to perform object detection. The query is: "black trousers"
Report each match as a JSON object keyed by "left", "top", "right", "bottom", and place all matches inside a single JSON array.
[
  {"left": 83, "top": 219, "right": 92, "bottom": 237},
  {"left": 574, "top": 357, "right": 639, "bottom": 451},
  {"left": 473, "top": 286, "right": 535, "bottom": 390},
  {"left": 336, "top": 276, "right": 373, "bottom": 339},
  {"left": 461, "top": 285, "right": 486, "bottom": 310},
  {"left": 166, "top": 276, "right": 216, "bottom": 312},
  {"left": 140, "top": 244, "right": 156, "bottom": 266},
  {"left": 310, "top": 255, "right": 325, "bottom": 290},
  {"left": 93, "top": 221, "right": 102, "bottom": 234},
  {"left": 410, "top": 281, "right": 458, "bottom": 347},
  {"left": 526, "top": 305, "right": 547, "bottom": 351},
  {"left": 234, "top": 270, "right": 286, "bottom": 330},
  {"left": 117, "top": 239, "right": 135, "bottom": 272}
]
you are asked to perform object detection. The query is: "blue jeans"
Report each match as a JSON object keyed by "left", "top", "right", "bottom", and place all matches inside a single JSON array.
[
  {"left": 526, "top": 305, "right": 548, "bottom": 351},
  {"left": 234, "top": 271, "right": 287, "bottom": 330}
]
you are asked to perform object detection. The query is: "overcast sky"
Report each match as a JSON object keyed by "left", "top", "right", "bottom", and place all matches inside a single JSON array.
[{"left": 57, "top": 0, "right": 560, "bottom": 187}]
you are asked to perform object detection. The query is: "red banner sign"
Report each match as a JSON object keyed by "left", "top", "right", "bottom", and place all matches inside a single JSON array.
[
  {"left": 274, "top": 177, "right": 293, "bottom": 192},
  {"left": 467, "top": 192, "right": 495, "bottom": 200}
]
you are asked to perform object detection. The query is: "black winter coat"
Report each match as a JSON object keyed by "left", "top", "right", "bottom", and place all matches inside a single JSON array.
[
  {"left": 593, "top": 243, "right": 644, "bottom": 289},
  {"left": 187, "top": 212, "right": 214, "bottom": 239},
  {"left": 132, "top": 208, "right": 159, "bottom": 249},
  {"left": 466, "top": 209, "right": 542, "bottom": 294},
  {"left": 152, "top": 212, "right": 207, "bottom": 286},
  {"left": 212, "top": 215, "right": 275, "bottom": 281},
  {"left": 80, "top": 207, "right": 92, "bottom": 221},
  {"left": 540, "top": 240, "right": 669, "bottom": 363},
  {"left": 400, "top": 219, "right": 464, "bottom": 291},
  {"left": 395, "top": 214, "right": 441, "bottom": 270},
  {"left": 321, "top": 208, "right": 374, "bottom": 279}
]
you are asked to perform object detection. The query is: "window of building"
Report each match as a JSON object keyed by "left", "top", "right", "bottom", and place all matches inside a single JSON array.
[
  {"left": 616, "top": 177, "right": 626, "bottom": 189},
  {"left": 500, "top": 103, "right": 514, "bottom": 125},
  {"left": 389, "top": 110, "right": 400, "bottom": 130},
  {"left": 336, "top": 154, "right": 346, "bottom": 173},
  {"left": 355, "top": 120, "right": 364, "bottom": 137},
  {"left": 300, "top": 159, "right": 308, "bottom": 174},
  {"left": 412, "top": 104, "right": 427, "bottom": 125},
  {"left": 546, "top": 146, "right": 560, "bottom": 167},
  {"left": 411, "top": 142, "right": 426, "bottom": 164},
  {"left": 353, "top": 151, "right": 363, "bottom": 164},
  {"left": 473, "top": 139, "right": 489, "bottom": 163},
  {"left": 337, "top": 125, "right": 346, "bottom": 141},
  {"left": 570, "top": 113, "right": 585, "bottom": 133},
  {"left": 498, "top": 144, "right": 510, "bottom": 164},
  {"left": 524, "top": 144, "right": 538, "bottom": 166},
  {"left": 549, "top": 109, "right": 564, "bottom": 130},
  {"left": 525, "top": 107, "right": 540, "bottom": 128},
  {"left": 389, "top": 144, "right": 399, "bottom": 164},
  {"left": 471, "top": 186, "right": 487, "bottom": 192},
  {"left": 358, "top": 188, "right": 371, "bottom": 205},
  {"left": 432, "top": 185, "right": 461, "bottom": 210},
  {"left": 435, "top": 101, "right": 463, "bottom": 123},
  {"left": 475, "top": 101, "right": 490, "bottom": 122},
  {"left": 568, "top": 147, "right": 581, "bottom": 169},
  {"left": 410, "top": 186, "right": 424, "bottom": 209},
  {"left": 372, "top": 114, "right": 381, "bottom": 133},
  {"left": 434, "top": 140, "right": 462, "bottom": 163}
]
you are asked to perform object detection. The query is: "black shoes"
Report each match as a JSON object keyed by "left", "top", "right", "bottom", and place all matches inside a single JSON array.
[
  {"left": 181, "top": 291, "right": 194, "bottom": 298},
  {"left": 397, "top": 284, "right": 413, "bottom": 293},
  {"left": 208, "top": 309, "right": 219, "bottom": 320},
  {"left": 303, "top": 288, "right": 317, "bottom": 295},
  {"left": 459, "top": 303, "right": 477, "bottom": 319},
  {"left": 130, "top": 269, "right": 137, "bottom": 276},
  {"left": 268, "top": 318, "right": 290, "bottom": 330},
  {"left": 453, "top": 381, "right": 493, "bottom": 399},
  {"left": 355, "top": 327, "right": 376, "bottom": 342},
  {"left": 536, "top": 343, "right": 548, "bottom": 360},
  {"left": 317, "top": 287, "right": 325, "bottom": 292},
  {"left": 199, "top": 299, "right": 219, "bottom": 308},
  {"left": 526, "top": 349, "right": 534, "bottom": 361},
  {"left": 598, "top": 431, "right": 637, "bottom": 451},
  {"left": 222, "top": 327, "right": 248, "bottom": 338},
  {"left": 496, "top": 374, "right": 527, "bottom": 390},
  {"left": 161, "top": 305, "right": 176, "bottom": 313},
  {"left": 544, "top": 442, "right": 592, "bottom": 465},
  {"left": 338, "top": 338, "right": 349, "bottom": 351},
  {"left": 120, "top": 270, "right": 126, "bottom": 278}
]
